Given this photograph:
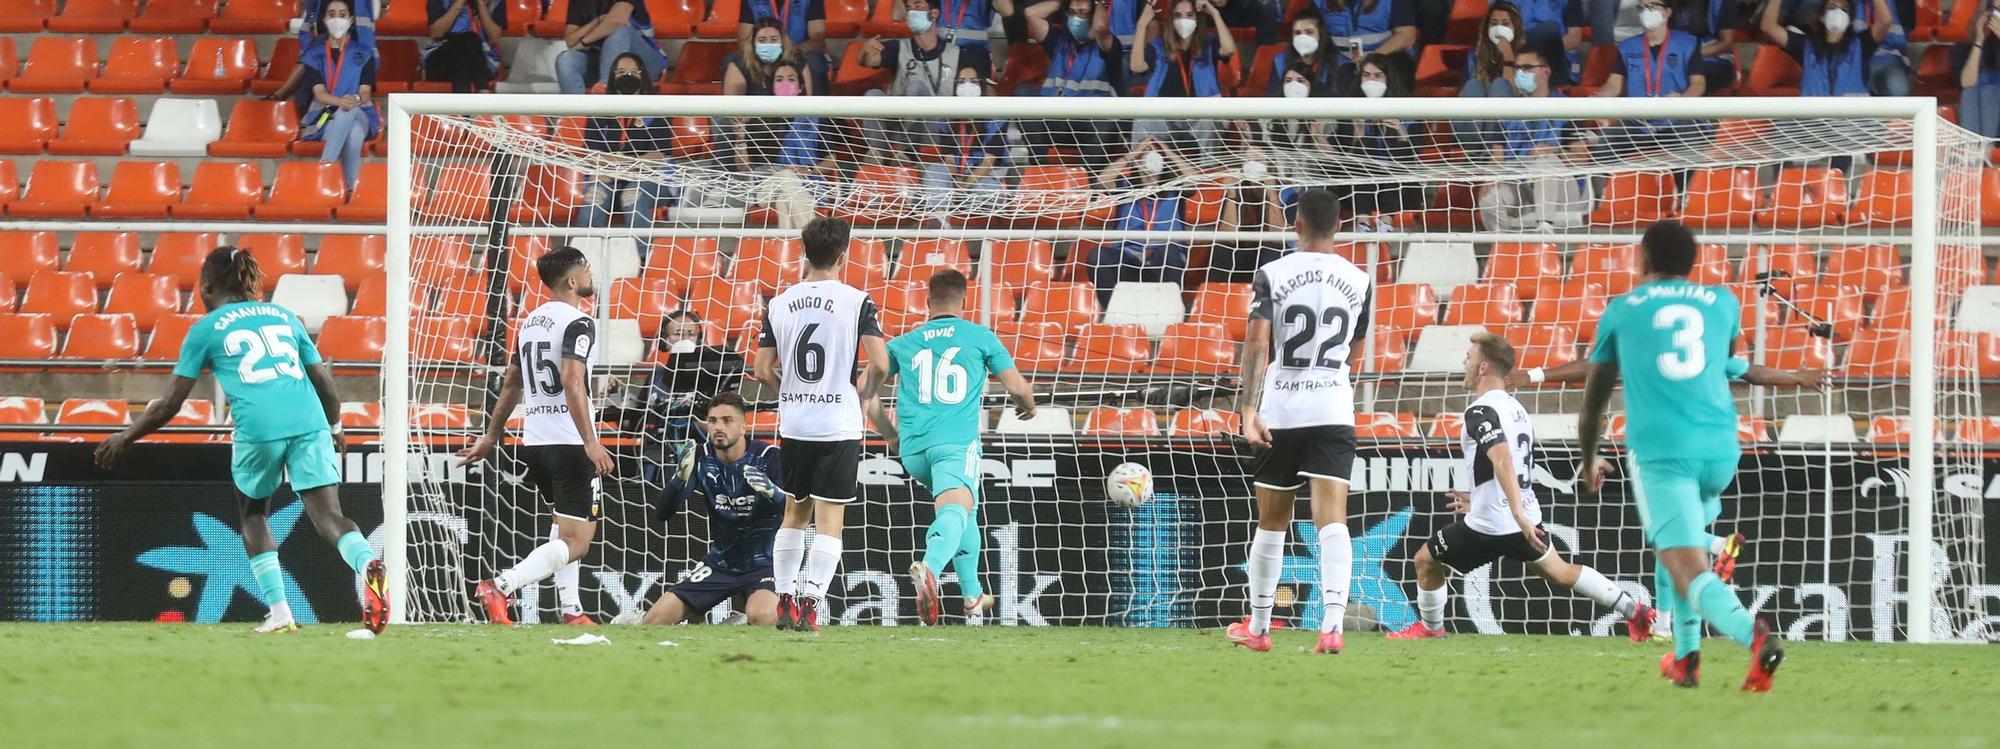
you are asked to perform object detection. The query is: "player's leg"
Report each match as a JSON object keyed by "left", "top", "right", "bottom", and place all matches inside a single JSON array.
[
  {"left": 1655, "top": 559, "right": 1702, "bottom": 686},
  {"left": 1303, "top": 425, "right": 1358, "bottom": 653},
  {"left": 771, "top": 438, "right": 815, "bottom": 628},
  {"left": 1235, "top": 431, "right": 1302, "bottom": 650},
  {"left": 548, "top": 522, "right": 590, "bottom": 624},
  {"left": 1524, "top": 545, "right": 1653, "bottom": 641},
  {"left": 640, "top": 590, "right": 690, "bottom": 625},
  {"left": 1643, "top": 458, "right": 1781, "bottom": 689},
  {"left": 741, "top": 589, "right": 781, "bottom": 627},
  {"left": 913, "top": 487, "right": 969, "bottom": 626},
  {"left": 1686, "top": 457, "right": 1783, "bottom": 691},
  {"left": 481, "top": 449, "right": 600, "bottom": 625},
  {"left": 1387, "top": 540, "right": 1450, "bottom": 639},
  {"left": 798, "top": 440, "right": 862, "bottom": 630},
  {"left": 233, "top": 441, "right": 297, "bottom": 633}
]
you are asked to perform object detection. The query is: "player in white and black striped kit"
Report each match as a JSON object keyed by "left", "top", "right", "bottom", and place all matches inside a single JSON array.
[
  {"left": 1232, "top": 189, "right": 1370, "bottom": 656},
  {"left": 755, "top": 217, "right": 891, "bottom": 632},
  {"left": 1386, "top": 332, "right": 1657, "bottom": 642},
  {"left": 460, "top": 246, "right": 615, "bottom": 625}
]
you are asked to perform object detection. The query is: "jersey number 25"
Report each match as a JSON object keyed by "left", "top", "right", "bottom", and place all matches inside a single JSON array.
[{"left": 224, "top": 325, "right": 304, "bottom": 384}]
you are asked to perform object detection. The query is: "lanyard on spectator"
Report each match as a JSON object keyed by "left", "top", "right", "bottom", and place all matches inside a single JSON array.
[
  {"left": 620, "top": 117, "right": 634, "bottom": 146},
  {"left": 1641, "top": 32, "right": 1669, "bottom": 96},
  {"left": 325, "top": 42, "right": 348, "bottom": 96},
  {"left": 944, "top": 0, "right": 970, "bottom": 39},
  {"left": 1060, "top": 42, "right": 1084, "bottom": 96},
  {"left": 958, "top": 122, "right": 974, "bottom": 171},
  {"left": 1178, "top": 53, "right": 1193, "bottom": 96},
  {"left": 773, "top": 0, "right": 793, "bottom": 33}
]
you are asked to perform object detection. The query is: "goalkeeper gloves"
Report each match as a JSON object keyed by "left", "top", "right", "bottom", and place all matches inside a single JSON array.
[
  {"left": 743, "top": 464, "right": 783, "bottom": 502},
  {"left": 671, "top": 439, "right": 698, "bottom": 486}
]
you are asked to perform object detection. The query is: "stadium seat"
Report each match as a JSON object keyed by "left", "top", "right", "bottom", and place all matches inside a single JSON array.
[
  {"left": 838, "top": 164, "right": 918, "bottom": 224},
  {"left": 169, "top": 160, "right": 262, "bottom": 220},
  {"left": 502, "top": 236, "right": 553, "bottom": 294},
  {"left": 1589, "top": 172, "right": 1678, "bottom": 226},
  {"left": 0, "top": 314, "right": 59, "bottom": 358},
  {"left": 495, "top": 37, "right": 563, "bottom": 93},
  {"left": 374, "top": 39, "right": 448, "bottom": 94},
  {"left": 1413, "top": 44, "right": 1469, "bottom": 92},
  {"left": 228, "top": 235, "right": 301, "bottom": 290},
  {"left": 1760, "top": 167, "right": 1848, "bottom": 229},
  {"left": 839, "top": 238, "right": 890, "bottom": 292},
  {"left": 1103, "top": 282, "right": 1186, "bottom": 337},
  {"left": 1865, "top": 416, "right": 1927, "bottom": 444},
  {"left": 1154, "top": 322, "right": 1235, "bottom": 375},
  {"left": 91, "top": 37, "right": 177, "bottom": 94},
  {"left": 684, "top": 282, "right": 764, "bottom": 335},
  {"left": 1188, "top": 282, "right": 1251, "bottom": 342},
  {"left": 169, "top": 37, "right": 256, "bottom": 94},
  {"left": 512, "top": 165, "right": 585, "bottom": 224},
  {"left": 128, "top": 98, "right": 222, "bottom": 157},
  {"left": 597, "top": 318, "right": 646, "bottom": 367},
  {"left": 1958, "top": 417, "right": 2000, "bottom": 445},
  {"left": 429, "top": 278, "right": 491, "bottom": 331},
  {"left": 1443, "top": 283, "right": 1522, "bottom": 327},
  {"left": 1483, "top": 243, "right": 1562, "bottom": 299},
  {"left": 1083, "top": 407, "right": 1160, "bottom": 436},
  {"left": 1775, "top": 414, "right": 1858, "bottom": 443},
  {"left": 895, "top": 239, "right": 972, "bottom": 282},
  {"left": 0, "top": 97, "right": 58, "bottom": 154},
  {"left": 732, "top": 237, "right": 803, "bottom": 294},
  {"left": 103, "top": 273, "right": 182, "bottom": 331},
  {"left": 1022, "top": 282, "right": 1102, "bottom": 331},
  {"left": 53, "top": 97, "right": 142, "bottom": 156},
  {"left": 1398, "top": 242, "right": 1479, "bottom": 299},
  {"left": 1428, "top": 411, "right": 1464, "bottom": 439},
  {"left": 8, "top": 160, "right": 100, "bottom": 218},
  {"left": 642, "top": 237, "right": 721, "bottom": 298},
  {"left": 1528, "top": 413, "right": 1580, "bottom": 441},
  {"left": 996, "top": 406, "right": 1072, "bottom": 435},
  {"left": 56, "top": 398, "right": 129, "bottom": 425},
  {"left": 419, "top": 164, "right": 495, "bottom": 221},
  {"left": 209, "top": 99, "right": 299, "bottom": 158},
  {"left": 22, "top": 272, "right": 98, "bottom": 327},
  {"left": 1740, "top": 43, "right": 1802, "bottom": 95},
  {"left": 1528, "top": 280, "right": 1607, "bottom": 339},
  {"left": 1571, "top": 243, "right": 1638, "bottom": 296},
  {"left": 375, "top": 0, "right": 430, "bottom": 34},
  {"left": 1790, "top": 283, "right": 1865, "bottom": 340},
  {"left": 1737, "top": 243, "right": 1818, "bottom": 286},
  {"left": 0, "top": 396, "right": 46, "bottom": 424},
  {"left": 256, "top": 161, "right": 343, "bottom": 221},
  {"left": 60, "top": 313, "right": 140, "bottom": 359},
  {"left": 1824, "top": 245, "right": 1901, "bottom": 303},
  {"left": 50, "top": 0, "right": 141, "bottom": 32},
  {"left": 413, "top": 316, "right": 481, "bottom": 364},
  {"left": 1072, "top": 323, "right": 1151, "bottom": 374},
  {"left": 317, "top": 316, "right": 387, "bottom": 363},
  {"left": 1355, "top": 328, "right": 1410, "bottom": 373},
  {"left": 1351, "top": 412, "right": 1418, "bottom": 440},
  {"left": 1407, "top": 325, "right": 1485, "bottom": 372},
  {"left": 148, "top": 232, "right": 226, "bottom": 290},
  {"left": 1374, "top": 282, "right": 1440, "bottom": 333},
  {"left": 410, "top": 404, "right": 472, "bottom": 430},
  {"left": 1169, "top": 408, "right": 1239, "bottom": 437},
  {"left": 695, "top": 0, "right": 741, "bottom": 38},
  {"left": 663, "top": 41, "right": 730, "bottom": 94},
  {"left": 1236, "top": 43, "right": 1284, "bottom": 96},
  {"left": 1681, "top": 167, "right": 1760, "bottom": 229},
  {"left": 1941, "top": 243, "right": 1990, "bottom": 295},
  {"left": 1852, "top": 169, "right": 1912, "bottom": 227},
  {"left": 67, "top": 233, "right": 143, "bottom": 287},
  {"left": 271, "top": 275, "right": 347, "bottom": 333},
  {"left": 1503, "top": 323, "right": 1578, "bottom": 369},
  {"left": 337, "top": 162, "right": 388, "bottom": 222},
  {"left": 211, "top": 0, "right": 289, "bottom": 32},
  {"left": 1980, "top": 168, "right": 2000, "bottom": 227},
  {"left": 876, "top": 281, "right": 929, "bottom": 333},
  {"left": 822, "top": 0, "right": 866, "bottom": 36},
  {"left": 93, "top": 160, "right": 182, "bottom": 219},
  {"left": 315, "top": 235, "right": 387, "bottom": 293},
  {"left": 250, "top": 38, "right": 301, "bottom": 95},
  {"left": 8, "top": 38, "right": 100, "bottom": 94},
  {"left": 1948, "top": 331, "right": 2000, "bottom": 378},
  {"left": 0, "top": 232, "right": 61, "bottom": 280},
  {"left": 142, "top": 314, "right": 197, "bottom": 360},
  {"left": 1683, "top": 245, "right": 1731, "bottom": 286},
  {"left": 0, "top": 161, "right": 16, "bottom": 210},
  {"left": 1958, "top": 286, "right": 2000, "bottom": 334},
  {"left": 1014, "top": 166, "right": 1112, "bottom": 225},
  {"left": 610, "top": 278, "right": 675, "bottom": 338},
  {"left": 0, "top": 0, "right": 54, "bottom": 32},
  {"left": 0, "top": 275, "right": 14, "bottom": 314},
  {"left": 1758, "top": 326, "right": 1835, "bottom": 371},
  {"left": 339, "top": 402, "right": 383, "bottom": 430},
  {"left": 996, "top": 320, "right": 1067, "bottom": 373},
  {"left": 988, "top": 239, "right": 1056, "bottom": 289}
]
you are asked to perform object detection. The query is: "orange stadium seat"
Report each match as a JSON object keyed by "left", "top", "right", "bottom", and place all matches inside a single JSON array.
[
  {"left": 643, "top": 237, "right": 721, "bottom": 298},
  {"left": 896, "top": 239, "right": 971, "bottom": 282},
  {"left": 50, "top": 97, "right": 141, "bottom": 155},
  {"left": 250, "top": 37, "right": 301, "bottom": 95},
  {"left": 1154, "top": 322, "right": 1235, "bottom": 375},
  {"left": 148, "top": 232, "right": 226, "bottom": 290},
  {"left": 1429, "top": 411, "right": 1465, "bottom": 439},
  {"left": 1589, "top": 172, "right": 1678, "bottom": 226},
  {"left": 1737, "top": 243, "right": 1818, "bottom": 285},
  {"left": 1571, "top": 243, "right": 1639, "bottom": 296},
  {"left": 1071, "top": 324, "right": 1150, "bottom": 374},
  {"left": 0, "top": 97, "right": 58, "bottom": 154},
  {"left": 1504, "top": 323, "right": 1579, "bottom": 369},
  {"left": 839, "top": 164, "right": 918, "bottom": 223},
  {"left": 1022, "top": 282, "right": 1102, "bottom": 331},
  {"left": 1761, "top": 167, "right": 1847, "bottom": 229},
  {"left": 67, "top": 232, "right": 143, "bottom": 287},
  {"left": 212, "top": 0, "right": 290, "bottom": 33},
  {"left": 0, "top": 314, "right": 59, "bottom": 358},
  {"left": 340, "top": 402, "right": 383, "bottom": 430},
  {"left": 1356, "top": 412, "right": 1421, "bottom": 439},
  {"left": 733, "top": 237, "right": 804, "bottom": 294},
  {"left": 9, "top": 160, "right": 100, "bottom": 218},
  {"left": 1852, "top": 169, "right": 1912, "bottom": 227},
  {"left": 94, "top": 160, "right": 182, "bottom": 219},
  {"left": 413, "top": 316, "right": 481, "bottom": 364},
  {"left": 171, "top": 160, "right": 262, "bottom": 220},
  {"left": 1414, "top": 44, "right": 1468, "bottom": 92},
  {"left": 256, "top": 161, "right": 343, "bottom": 221},
  {"left": 502, "top": 236, "right": 552, "bottom": 294},
  {"left": 0, "top": 161, "right": 17, "bottom": 209},
  {"left": 1528, "top": 280, "right": 1607, "bottom": 339},
  {"left": 823, "top": 0, "right": 866, "bottom": 37},
  {"left": 1681, "top": 167, "right": 1760, "bottom": 229},
  {"left": 61, "top": 313, "right": 140, "bottom": 359},
  {"left": 665, "top": 41, "right": 731, "bottom": 94},
  {"left": 1083, "top": 406, "right": 1159, "bottom": 436},
  {"left": 1755, "top": 326, "right": 1834, "bottom": 372},
  {"left": 338, "top": 162, "right": 388, "bottom": 222},
  {"left": 1484, "top": 243, "right": 1562, "bottom": 299},
  {"left": 1374, "top": 282, "right": 1440, "bottom": 333},
  {"left": 513, "top": 165, "right": 585, "bottom": 224},
  {"left": 1688, "top": 245, "right": 1731, "bottom": 286},
  {"left": 238, "top": 234, "right": 306, "bottom": 289},
  {"left": 318, "top": 316, "right": 387, "bottom": 363},
  {"left": 1825, "top": 245, "right": 1901, "bottom": 302},
  {"left": 143, "top": 314, "right": 198, "bottom": 360},
  {"left": 0, "top": 276, "right": 13, "bottom": 313},
  {"left": 0, "top": 0, "right": 55, "bottom": 32},
  {"left": 0, "top": 396, "right": 46, "bottom": 425},
  {"left": 743, "top": 408, "right": 781, "bottom": 436},
  {"left": 529, "top": 0, "right": 572, "bottom": 36},
  {"left": 989, "top": 239, "right": 1056, "bottom": 289},
  {"left": 374, "top": 39, "right": 448, "bottom": 94},
  {"left": 103, "top": 273, "right": 183, "bottom": 331},
  {"left": 1570, "top": 44, "right": 1619, "bottom": 95},
  {"left": 1958, "top": 417, "right": 2000, "bottom": 445},
  {"left": 420, "top": 164, "right": 495, "bottom": 221},
  {"left": 8, "top": 38, "right": 100, "bottom": 94},
  {"left": 1014, "top": 165, "right": 1111, "bottom": 225},
  {"left": 1237, "top": 43, "right": 1283, "bottom": 96},
  {"left": 1444, "top": 283, "right": 1522, "bottom": 327},
  {"left": 840, "top": 237, "right": 890, "bottom": 292},
  {"left": 56, "top": 398, "right": 129, "bottom": 425},
  {"left": 315, "top": 235, "right": 387, "bottom": 292},
  {"left": 610, "top": 278, "right": 675, "bottom": 337},
  {"left": 1162, "top": 407, "right": 1236, "bottom": 438},
  {"left": 1741, "top": 43, "right": 1802, "bottom": 95},
  {"left": 696, "top": 0, "right": 741, "bottom": 38},
  {"left": 876, "top": 281, "right": 929, "bottom": 333},
  {"left": 1189, "top": 282, "right": 1251, "bottom": 342},
  {"left": 1949, "top": 332, "right": 2000, "bottom": 378},
  {"left": 209, "top": 99, "right": 299, "bottom": 158},
  {"left": 429, "top": 279, "right": 491, "bottom": 332},
  {"left": 1790, "top": 283, "right": 1864, "bottom": 340},
  {"left": 22, "top": 272, "right": 97, "bottom": 327},
  {"left": 409, "top": 404, "right": 471, "bottom": 430},
  {"left": 91, "top": 37, "right": 177, "bottom": 94},
  {"left": 170, "top": 37, "right": 258, "bottom": 93},
  {"left": 1866, "top": 416, "right": 1920, "bottom": 444},
  {"left": 376, "top": 0, "right": 431, "bottom": 35},
  {"left": 0, "top": 232, "right": 62, "bottom": 280},
  {"left": 685, "top": 282, "right": 764, "bottom": 334},
  {"left": 1356, "top": 328, "right": 1410, "bottom": 373},
  {"left": 996, "top": 321, "right": 1067, "bottom": 373},
  {"left": 48, "top": 0, "right": 139, "bottom": 32}
]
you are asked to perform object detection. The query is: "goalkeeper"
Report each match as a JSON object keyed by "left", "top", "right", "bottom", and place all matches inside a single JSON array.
[{"left": 623, "top": 391, "right": 787, "bottom": 626}]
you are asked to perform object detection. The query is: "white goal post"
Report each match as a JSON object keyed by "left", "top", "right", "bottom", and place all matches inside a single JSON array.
[{"left": 383, "top": 93, "right": 1986, "bottom": 641}]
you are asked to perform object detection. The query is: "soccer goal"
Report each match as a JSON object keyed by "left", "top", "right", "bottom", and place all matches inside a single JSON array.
[{"left": 383, "top": 93, "right": 1991, "bottom": 642}]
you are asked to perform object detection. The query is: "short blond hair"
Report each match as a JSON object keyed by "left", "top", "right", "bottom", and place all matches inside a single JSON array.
[{"left": 1470, "top": 332, "right": 1516, "bottom": 375}]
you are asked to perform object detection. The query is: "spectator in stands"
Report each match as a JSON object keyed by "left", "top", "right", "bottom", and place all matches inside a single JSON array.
[
  {"left": 1761, "top": 0, "right": 1891, "bottom": 96},
  {"left": 1219, "top": 66, "right": 1325, "bottom": 277},
  {"left": 1266, "top": 13, "right": 1339, "bottom": 96},
  {"left": 1961, "top": 6, "right": 2000, "bottom": 139},
  {"left": 726, "top": 17, "right": 815, "bottom": 95},
  {"left": 1089, "top": 136, "right": 1201, "bottom": 302},
  {"left": 1477, "top": 49, "right": 1592, "bottom": 231},
  {"left": 581, "top": 53, "right": 676, "bottom": 230},
  {"left": 1022, "top": 0, "right": 1124, "bottom": 168},
  {"left": 1588, "top": 0, "right": 1644, "bottom": 45},
  {"left": 1590, "top": 1, "right": 1706, "bottom": 157},
  {"left": 1338, "top": 53, "right": 1422, "bottom": 230},
  {"left": 1857, "top": 0, "right": 1913, "bottom": 96},
  {"left": 298, "top": 0, "right": 379, "bottom": 193},
  {"left": 918, "top": 64, "right": 1012, "bottom": 219},
  {"left": 640, "top": 311, "right": 743, "bottom": 437},
  {"left": 1673, "top": 0, "right": 1741, "bottom": 93},
  {"left": 425, "top": 0, "right": 506, "bottom": 93},
  {"left": 557, "top": 0, "right": 669, "bottom": 96},
  {"left": 860, "top": 0, "right": 994, "bottom": 95},
  {"left": 730, "top": 61, "right": 827, "bottom": 228},
  {"left": 275, "top": 0, "right": 377, "bottom": 106},
  {"left": 1311, "top": 0, "right": 1417, "bottom": 84},
  {"left": 929, "top": 0, "right": 1018, "bottom": 47},
  {"left": 1512, "top": 0, "right": 1585, "bottom": 87},
  {"left": 740, "top": 0, "right": 831, "bottom": 97},
  {"left": 1456, "top": 2, "right": 1527, "bottom": 152},
  {"left": 1129, "top": 0, "right": 1238, "bottom": 152}
]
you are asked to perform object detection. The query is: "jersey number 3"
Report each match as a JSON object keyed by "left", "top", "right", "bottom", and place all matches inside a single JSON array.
[
  {"left": 1652, "top": 304, "right": 1705, "bottom": 380},
  {"left": 223, "top": 325, "right": 304, "bottom": 384}
]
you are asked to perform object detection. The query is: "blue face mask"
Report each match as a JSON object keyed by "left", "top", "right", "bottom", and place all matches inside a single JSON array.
[
  {"left": 755, "top": 42, "right": 783, "bottom": 63},
  {"left": 906, "top": 9, "right": 934, "bottom": 33},
  {"left": 1513, "top": 68, "right": 1538, "bottom": 94},
  {"left": 1066, "top": 16, "right": 1091, "bottom": 40}
]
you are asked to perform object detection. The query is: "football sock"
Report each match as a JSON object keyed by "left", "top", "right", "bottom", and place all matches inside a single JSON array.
[
  {"left": 333, "top": 530, "right": 374, "bottom": 575},
  {"left": 496, "top": 539, "right": 571, "bottom": 597},
  {"left": 1246, "top": 528, "right": 1285, "bottom": 636},
  {"left": 804, "top": 533, "right": 844, "bottom": 600},
  {"left": 772, "top": 528, "right": 806, "bottom": 597},
  {"left": 1658, "top": 561, "right": 1702, "bottom": 659},
  {"left": 1416, "top": 584, "right": 1447, "bottom": 629},
  {"left": 951, "top": 518, "right": 985, "bottom": 602},
  {"left": 1686, "top": 570, "right": 1756, "bottom": 647},
  {"left": 1709, "top": 534, "right": 1729, "bottom": 556},
  {"left": 1317, "top": 522, "right": 1352, "bottom": 635},
  {"left": 1572, "top": 565, "right": 1638, "bottom": 618},
  {"left": 550, "top": 524, "right": 582, "bottom": 616},
  {"left": 922, "top": 504, "right": 969, "bottom": 578},
  {"left": 249, "top": 551, "right": 288, "bottom": 614}
]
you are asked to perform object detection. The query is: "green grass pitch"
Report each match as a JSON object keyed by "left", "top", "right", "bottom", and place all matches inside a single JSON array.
[{"left": 3, "top": 623, "right": 1993, "bottom": 748}]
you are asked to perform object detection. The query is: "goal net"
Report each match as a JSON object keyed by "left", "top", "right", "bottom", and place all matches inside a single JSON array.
[{"left": 385, "top": 94, "right": 1993, "bottom": 642}]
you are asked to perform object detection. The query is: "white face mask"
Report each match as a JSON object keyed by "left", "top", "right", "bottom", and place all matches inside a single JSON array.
[
  {"left": 1173, "top": 17, "right": 1198, "bottom": 39},
  {"left": 1292, "top": 32, "right": 1319, "bottom": 56},
  {"left": 956, "top": 80, "right": 982, "bottom": 97},
  {"left": 1824, "top": 8, "right": 1851, "bottom": 34},
  {"left": 669, "top": 339, "right": 698, "bottom": 355},
  {"left": 1283, "top": 79, "right": 1310, "bottom": 98},
  {"left": 325, "top": 15, "right": 352, "bottom": 38},
  {"left": 1242, "top": 159, "right": 1268, "bottom": 180},
  {"left": 1488, "top": 24, "right": 1514, "bottom": 44},
  {"left": 1140, "top": 150, "right": 1165, "bottom": 174},
  {"left": 1640, "top": 7, "right": 1666, "bottom": 31},
  {"left": 1360, "top": 78, "right": 1387, "bottom": 98}
]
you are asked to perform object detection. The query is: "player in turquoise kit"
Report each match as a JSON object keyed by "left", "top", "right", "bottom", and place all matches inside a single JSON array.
[
  {"left": 96, "top": 247, "right": 387, "bottom": 635},
  {"left": 868, "top": 269, "right": 1038, "bottom": 625},
  {"left": 1577, "top": 221, "right": 1782, "bottom": 691}
]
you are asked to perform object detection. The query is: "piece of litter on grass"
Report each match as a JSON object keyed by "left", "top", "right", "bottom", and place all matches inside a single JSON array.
[
  {"left": 345, "top": 629, "right": 376, "bottom": 640},
  {"left": 551, "top": 633, "right": 611, "bottom": 646},
  {"left": 658, "top": 640, "right": 680, "bottom": 647}
]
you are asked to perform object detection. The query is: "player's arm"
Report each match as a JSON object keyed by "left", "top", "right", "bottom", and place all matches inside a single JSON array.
[
  {"left": 305, "top": 364, "right": 347, "bottom": 455},
  {"left": 753, "top": 303, "right": 780, "bottom": 390},
  {"left": 458, "top": 353, "right": 524, "bottom": 465},
  {"left": 1575, "top": 362, "right": 1618, "bottom": 494},
  {"left": 855, "top": 299, "right": 891, "bottom": 410},
  {"left": 1506, "top": 359, "right": 1589, "bottom": 388},
  {"left": 1741, "top": 363, "right": 1830, "bottom": 389},
  {"left": 1475, "top": 417, "right": 1546, "bottom": 552},
  {"left": 997, "top": 368, "right": 1037, "bottom": 421},
  {"left": 559, "top": 321, "right": 616, "bottom": 476},
  {"left": 1239, "top": 271, "right": 1274, "bottom": 447},
  {"left": 94, "top": 376, "right": 199, "bottom": 469},
  {"left": 866, "top": 396, "right": 899, "bottom": 451}
]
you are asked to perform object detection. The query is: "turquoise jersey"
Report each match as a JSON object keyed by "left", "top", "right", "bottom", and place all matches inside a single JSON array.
[
  {"left": 174, "top": 301, "right": 330, "bottom": 443},
  {"left": 886, "top": 316, "right": 1016, "bottom": 456},
  {"left": 1588, "top": 279, "right": 1743, "bottom": 462}
]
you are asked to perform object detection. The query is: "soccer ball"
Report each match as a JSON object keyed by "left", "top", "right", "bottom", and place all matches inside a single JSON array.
[{"left": 1105, "top": 462, "right": 1154, "bottom": 508}]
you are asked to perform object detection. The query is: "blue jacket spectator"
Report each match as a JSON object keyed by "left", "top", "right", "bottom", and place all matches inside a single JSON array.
[
  {"left": 725, "top": 16, "right": 815, "bottom": 95},
  {"left": 1668, "top": 0, "right": 1739, "bottom": 92},
  {"left": 297, "top": 0, "right": 377, "bottom": 193},
  {"left": 1313, "top": 0, "right": 1416, "bottom": 68},
  {"left": 860, "top": 0, "right": 994, "bottom": 95},
  {"left": 1478, "top": 49, "right": 1591, "bottom": 230},
  {"left": 556, "top": 0, "right": 668, "bottom": 95},
  {"left": 1591, "top": 1, "right": 1707, "bottom": 157},
  {"left": 302, "top": 0, "right": 375, "bottom": 46},
  {"left": 1457, "top": 4, "right": 1528, "bottom": 153},
  {"left": 1337, "top": 53, "right": 1424, "bottom": 230},
  {"left": 740, "top": 0, "right": 831, "bottom": 93},
  {"left": 919, "top": 65, "right": 1012, "bottom": 216},
  {"left": 1088, "top": 137, "right": 1201, "bottom": 303},
  {"left": 1129, "top": 0, "right": 1237, "bottom": 151},
  {"left": 927, "top": 0, "right": 1017, "bottom": 47},
  {"left": 581, "top": 53, "right": 677, "bottom": 231},
  {"left": 1857, "top": 0, "right": 1912, "bottom": 96},
  {"left": 1509, "top": 0, "right": 1584, "bottom": 86},
  {"left": 1761, "top": 0, "right": 1890, "bottom": 97},
  {"left": 425, "top": 0, "right": 506, "bottom": 93},
  {"left": 1959, "top": 6, "right": 2000, "bottom": 138},
  {"left": 1267, "top": 13, "right": 1340, "bottom": 95},
  {"left": 1022, "top": 0, "right": 1124, "bottom": 167}
]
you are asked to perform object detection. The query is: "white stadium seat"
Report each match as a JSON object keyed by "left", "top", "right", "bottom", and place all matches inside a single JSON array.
[
  {"left": 1396, "top": 242, "right": 1479, "bottom": 300},
  {"left": 996, "top": 406, "right": 1072, "bottom": 435},
  {"left": 1956, "top": 286, "right": 2000, "bottom": 334},
  {"left": 1529, "top": 413, "right": 1580, "bottom": 441},
  {"left": 1407, "top": 324, "right": 1488, "bottom": 372},
  {"left": 1777, "top": 414, "right": 1859, "bottom": 443},
  {"left": 570, "top": 236, "right": 643, "bottom": 281},
  {"left": 270, "top": 275, "right": 350, "bottom": 334},
  {"left": 1102, "top": 282, "right": 1186, "bottom": 337},
  {"left": 495, "top": 38, "right": 565, "bottom": 94},
  {"left": 128, "top": 98, "right": 222, "bottom": 157},
  {"left": 597, "top": 318, "right": 645, "bottom": 367}
]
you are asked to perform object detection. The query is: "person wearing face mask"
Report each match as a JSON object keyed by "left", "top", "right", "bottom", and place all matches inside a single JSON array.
[
  {"left": 297, "top": 0, "right": 378, "bottom": 193},
  {"left": 1507, "top": 0, "right": 1584, "bottom": 87},
  {"left": 1590, "top": 1, "right": 1706, "bottom": 158},
  {"left": 917, "top": 65, "right": 1011, "bottom": 219},
  {"left": 860, "top": 0, "right": 995, "bottom": 96},
  {"left": 1267, "top": 14, "right": 1339, "bottom": 96},
  {"left": 737, "top": 0, "right": 832, "bottom": 95},
  {"left": 731, "top": 62, "right": 828, "bottom": 229},
  {"left": 581, "top": 53, "right": 677, "bottom": 231},
  {"left": 1454, "top": 4, "right": 1526, "bottom": 155},
  {"left": 918, "top": 0, "right": 1018, "bottom": 48},
  {"left": 1311, "top": 0, "right": 1416, "bottom": 76},
  {"left": 1478, "top": 49, "right": 1593, "bottom": 232},
  {"left": 1129, "top": 0, "right": 1237, "bottom": 152},
  {"left": 1763, "top": 0, "right": 1891, "bottom": 97},
  {"left": 1022, "top": 0, "right": 1125, "bottom": 169},
  {"left": 271, "top": 0, "right": 376, "bottom": 103},
  {"left": 1088, "top": 136, "right": 1200, "bottom": 304},
  {"left": 1672, "top": 0, "right": 1742, "bottom": 94},
  {"left": 1959, "top": 5, "right": 2000, "bottom": 139},
  {"left": 618, "top": 311, "right": 745, "bottom": 462},
  {"left": 423, "top": 0, "right": 506, "bottom": 93},
  {"left": 726, "top": 17, "right": 809, "bottom": 95},
  {"left": 1337, "top": 54, "right": 1422, "bottom": 231},
  {"left": 556, "top": 0, "right": 669, "bottom": 95}
]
